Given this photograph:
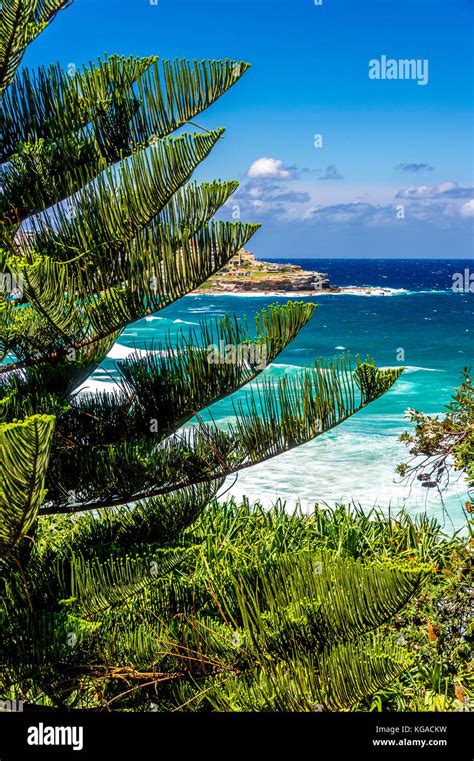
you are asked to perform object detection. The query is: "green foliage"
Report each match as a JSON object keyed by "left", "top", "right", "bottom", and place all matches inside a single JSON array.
[
  {"left": 0, "top": 0, "right": 403, "bottom": 536},
  {"left": 1, "top": 497, "right": 469, "bottom": 711},
  {"left": 0, "top": 413, "right": 54, "bottom": 557},
  {"left": 207, "top": 639, "right": 411, "bottom": 712},
  {"left": 0, "top": 0, "right": 416, "bottom": 713},
  {"left": 0, "top": 1, "right": 72, "bottom": 95},
  {"left": 397, "top": 369, "right": 474, "bottom": 519}
]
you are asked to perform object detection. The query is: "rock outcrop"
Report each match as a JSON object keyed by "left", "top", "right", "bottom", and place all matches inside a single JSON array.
[{"left": 196, "top": 249, "right": 331, "bottom": 294}]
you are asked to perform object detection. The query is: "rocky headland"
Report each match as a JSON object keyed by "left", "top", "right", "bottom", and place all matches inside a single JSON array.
[{"left": 195, "top": 250, "right": 393, "bottom": 296}]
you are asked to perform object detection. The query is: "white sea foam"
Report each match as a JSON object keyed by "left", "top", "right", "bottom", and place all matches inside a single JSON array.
[
  {"left": 378, "top": 365, "right": 444, "bottom": 374},
  {"left": 183, "top": 288, "right": 454, "bottom": 299},
  {"left": 400, "top": 366, "right": 445, "bottom": 374},
  {"left": 323, "top": 287, "right": 409, "bottom": 297},
  {"left": 76, "top": 379, "right": 118, "bottom": 395},
  {"left": 402, "top": 289, "right": 452, "bottom": 296},
  {"left": 388, "top": 380, "right": 417, "bottom": 395},
  {"left": 220, "top": 425, "right": 467, "bottom": 529},
  {"left": 107, "top": 344, "right": 144, "bottom": 360},
  {"left": 106, "top": 344, "right": 164, "bottom": 360},
  {"left": 210, "top": 287, "right": 406, "bottom": 298},
  {"left": 269, "top": 363, "right": 301, "bottom": 370}
]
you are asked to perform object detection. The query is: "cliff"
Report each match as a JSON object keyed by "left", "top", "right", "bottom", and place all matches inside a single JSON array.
[{"left": 195, "top": 249, "right": 331, "bottom": 294}]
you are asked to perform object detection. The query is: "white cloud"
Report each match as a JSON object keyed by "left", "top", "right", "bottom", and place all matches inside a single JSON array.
[
  {"left": 396, "top": 181, "right": 473, "bottom": 200},
  {"left": 306, "top": 202, "right": 395, "bottom": 226},
  {"left": 436, "top": 181, "right": 458, "bottom": 193},
  {"left": 459, "top": 199, "right": 474, "bottom": 217},
  {"left": 247, "top": 157, "right": 294, "bottom": 180},
  {"left": 220, "top": 172, "right": 472, "bottom": 230}
]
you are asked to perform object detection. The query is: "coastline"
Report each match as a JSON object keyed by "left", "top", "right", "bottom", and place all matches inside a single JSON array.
[
  {"left": 194, "top": 250, "right": 404, "bottom": 297},
  {"left": 193, "top": 286, "right": 405, "bottom": 297},
  {"left": 85, "top": 259, "right": 469, "bottom": 527}
]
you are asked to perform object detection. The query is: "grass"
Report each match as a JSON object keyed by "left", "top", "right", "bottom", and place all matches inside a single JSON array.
[
  {"left": 182, "top": 498, "right": 473, "bottom": 712},
  {"left": 23, "top": 497, "right": 472, "bottom": 711}
]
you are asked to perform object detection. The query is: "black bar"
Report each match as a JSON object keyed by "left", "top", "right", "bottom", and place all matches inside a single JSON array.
[{"left": 0, "top": 711, "right": 471, "bottom": 759}]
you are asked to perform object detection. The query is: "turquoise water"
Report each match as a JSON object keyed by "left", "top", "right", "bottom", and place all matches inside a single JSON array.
[{"left": 85, "top": 260, "right": 473, "bottom": 531}]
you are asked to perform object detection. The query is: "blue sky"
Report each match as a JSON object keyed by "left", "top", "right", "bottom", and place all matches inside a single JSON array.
[{"left": 23, "top": 0, "right": 473, "bottom": 259}]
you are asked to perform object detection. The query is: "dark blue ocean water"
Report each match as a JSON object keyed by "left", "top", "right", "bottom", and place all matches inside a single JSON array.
[
  {"left": 271, "top": 258, "right": 472, "bottom": 292},
  {"left": 88, "top": 259, "right": 473, "bottom": 529}
]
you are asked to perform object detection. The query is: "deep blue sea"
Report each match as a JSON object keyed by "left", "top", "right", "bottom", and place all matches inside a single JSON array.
[{"left": 87, "top": 259, "right": 474, "bottom": 531}]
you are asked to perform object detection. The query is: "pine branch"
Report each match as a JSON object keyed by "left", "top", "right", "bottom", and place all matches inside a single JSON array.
[
  {"left": 0, "top": 0, "right": 72, "bottom": 95},
  {"left": 0, "top": 414, "right": 54, "bottom": 555},
  {"left": 39, "top": 359, "right": 403, "bottom": 513},
  {"left": 0, "top": 221, "right": 260, "bottom": 375},
  {"left": 1, "top": 57, "right": 249, "bottom": 223}
]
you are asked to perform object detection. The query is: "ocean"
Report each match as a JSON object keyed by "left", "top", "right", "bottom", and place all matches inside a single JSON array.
[{"left": 88, "top": 259, "right": 473, "bottom": 531}]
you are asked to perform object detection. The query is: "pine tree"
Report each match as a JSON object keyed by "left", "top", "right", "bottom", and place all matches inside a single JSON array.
[{"left": 0, "top": 1, "right": 410, "bottom": 710}]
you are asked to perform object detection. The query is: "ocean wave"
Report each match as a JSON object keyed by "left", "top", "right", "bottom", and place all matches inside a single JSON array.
[
  {"left": 378, "top": 365, "right": 445, "bottom": 374},
  {"left": 183, "top": 287, "right": 456, "bottom": 299},
  {"left": 326, "top": 287, "right": 409, "bottom": 296},
  {"left": 401, "top": 289, "right": 453, "bottom": 296},
  {"left": 219, "top": 430, "right": 467, "bottom": 528},
  {"left": 189, "top": 287, "right": 410, "bottom": 298},
  {"left": 402, "top": 366, "right": 445, "bottom": 374},
  {"left": 262, "top": 364, "right": 302, "bottom": 378},
  {"left": 388, "top": 381, "right": 417, "bottom": 395},
  {"left": 76, "top": 379, "right": 118, "bottom": 395},
  {"left": 106, "top": 344, "right": 163, "bottom": 360}
]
